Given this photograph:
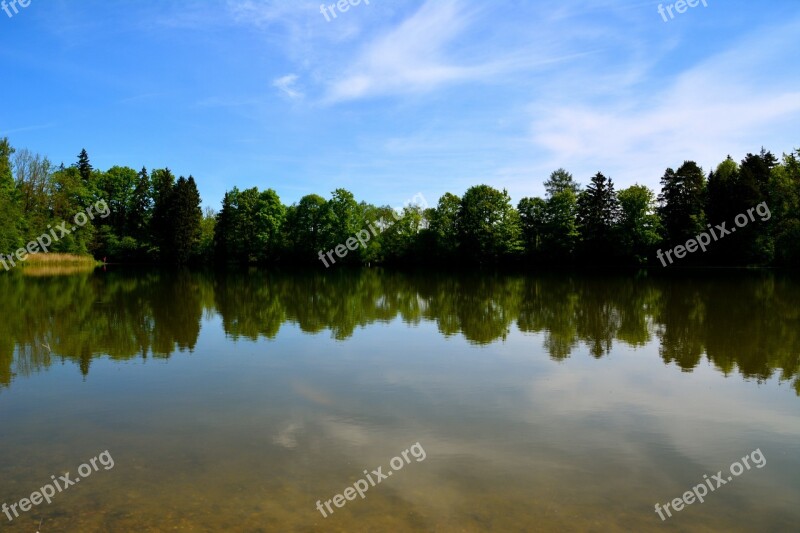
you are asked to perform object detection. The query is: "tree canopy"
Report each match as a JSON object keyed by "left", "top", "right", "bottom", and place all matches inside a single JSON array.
[{"left": 0, "top": 137, "right": 797, "bottom": 269}]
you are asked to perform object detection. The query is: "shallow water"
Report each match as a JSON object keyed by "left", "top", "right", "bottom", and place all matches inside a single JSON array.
[{"left": 0, "top": 269, "right": 798, "bottom": 531}]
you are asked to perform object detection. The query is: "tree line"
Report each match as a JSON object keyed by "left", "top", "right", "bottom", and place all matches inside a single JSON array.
[{"left": 1, "top": 136, "right": 798, "bottom": 267}]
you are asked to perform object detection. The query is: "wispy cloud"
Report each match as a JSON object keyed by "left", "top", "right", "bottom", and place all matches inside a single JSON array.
[
  {"left": 324, "top": 0, "right": 505, "bottom": 102},
  {"left": 118, "top": 93, "right": 167, "bottom": 104},
  {"left": 529, "top": 18, "right": 800, "bottom": 187},
  {"left": 273, "top": 74, "right": 304, "bottom": 100},
  {"left": 0, "top": 123, "right": 56, "bottom": 136}
]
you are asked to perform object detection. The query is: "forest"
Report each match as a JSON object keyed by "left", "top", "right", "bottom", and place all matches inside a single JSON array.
[{"left": 1, "top": 136, "right": 798, "bottom": 268}]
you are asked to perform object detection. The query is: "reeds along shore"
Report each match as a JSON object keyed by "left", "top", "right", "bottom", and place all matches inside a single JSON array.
[
  {"left": 1, "top": 253, "right": 101, "bottom": 276},
  {"left": 20, "top": 253, "right": 99, "bottom": 266}
]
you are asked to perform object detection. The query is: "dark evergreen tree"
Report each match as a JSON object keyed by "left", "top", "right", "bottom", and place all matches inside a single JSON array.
[
  {"left": 76, "top": 148, "right": 92, "bottom": 182},
  {"left": 658, "top": 161, "right": 706, "bottom": 246},
  {"left": 150, "top": 168, "right": 176, "bottom": 259},
  {"left": 214, "top": 190, "right": 237, "bottom": 261},
  {"left": 736, "top": 149, "right": 778, "bottom": 263},
  {"left": 577, "top": 172, "right": 620, "bottom": 259},
  {"left": 128, "top": 167, "right": 153, "bottom": 248},
  {"left": 167, "top": 176, "right": 202, "bottom": 264}
]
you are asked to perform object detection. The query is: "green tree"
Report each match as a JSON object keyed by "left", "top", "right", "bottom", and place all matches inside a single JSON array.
[
  {"left": 167, "top": 176, "right": 202, "bottom": 264},
  {"left": 544, "top": 190, "right": 580, "bottom": 261},
  {"left": 706, "top": 151, "right": 776, "bottom": 264},
  {"left": 127, "top": 167, "right": 153, "bottom": 253},
  {"left": 658, "top": 161, "right": 706, "bottom": 245},
  {"left": 232, "top": 187, "right": 262, "bottom": 262},
  {"left": 254, "top": 188, "right": 286, "bottom": 261},
  {"left": 213, "top": 187, "right": 286, "bottom": 263},
  {"left": 50, "top": 164, "right": 95, "bottom": 254},
  {"left": 381, "top": 205, "right": 425, "bottom": 263},
  {"left": 738, "top": 149, "right": 777, "bottom": 263},
  {"left": 577, "top": 172, "right": 620, "bottom": 259},
  {"left": 518, "top": 196, "right": 547, "bottom": 258},
  {"left": 76, "top": 148, "right": 92, "bottom": 182},
  {"left": 0, "top": 138, "right": 22, "bottom": 254},
  {"left": 198, "top": 207, "right": 216, "bottom": 262},
  {"left": 617, "top": 185, "right": 662, "bottom": 264},
  {"left": 429, "top": 193, "right": 461, "bottom": 261},
  {"left": 544, "top": 168, "right": 580, "bottom": 197},
  {"left": 458, "top": 185, "right": 522, "bottom": 263},
  {"left": 150, "top": 168, "right": 177, "bottom": 259},
  {"left": 328, "top": 188, "right": 361, "bottom": 248},
  {"left": 518, "top": 192, "right": 580, "bottom": 263},
  {"left": 98, "top": 166, "right": 138, "bottom": 237},
  {"left": 214, "top": 189, "right": 238, "bottom": 261},
  {"left": 284, "top": 194, "right": 331, "bottom": 259},
  {"left": 13, "top": 148, "right": 53, "bottom": 243},
  {"left": 706, "top": 156, "right": 738, "bottom": 223},
  {"left": 771, "top": 150, "right": 800, "bottom": 267}
]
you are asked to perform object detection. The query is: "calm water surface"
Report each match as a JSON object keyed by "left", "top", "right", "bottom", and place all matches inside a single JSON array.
[{"left": 0, "top": 269, "right": 798, "bottom": 532}]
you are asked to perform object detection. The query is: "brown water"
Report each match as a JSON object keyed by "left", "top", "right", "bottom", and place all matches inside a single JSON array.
[{"left": 0, "top": 269, "right": 798, "bottom": 532}]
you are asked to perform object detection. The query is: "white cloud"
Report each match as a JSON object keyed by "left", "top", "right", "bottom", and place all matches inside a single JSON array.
[
  {"left": 324, "top": 0, "right": 505, "bottom": 102},
  {"left": 528, "top": 19, "right": 800, "bottom": 189},
  {"left": 273, "top": 74, "right": 304, "bottom": 100}
]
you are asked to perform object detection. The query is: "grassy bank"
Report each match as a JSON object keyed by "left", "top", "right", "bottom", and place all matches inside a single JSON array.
[
  {"left": 21, "top": 253, "right": 101, "bottom": 266},
  {"left": 3, "top": 253, "right": 103, "bottom": 276}
]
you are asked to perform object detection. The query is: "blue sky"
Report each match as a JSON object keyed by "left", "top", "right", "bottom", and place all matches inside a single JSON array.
[{"left": 1, "top": 0, "right": 798, "bottom": 211}]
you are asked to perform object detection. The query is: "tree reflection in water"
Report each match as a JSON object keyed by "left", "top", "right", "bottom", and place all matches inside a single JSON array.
[{"left": 1, "top": 269, "right": 798, "bottom": 395}]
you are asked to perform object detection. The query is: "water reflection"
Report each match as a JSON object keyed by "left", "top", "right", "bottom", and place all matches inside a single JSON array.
[{"left": 1, "top": 269, "right": 798, "bottom": 394}]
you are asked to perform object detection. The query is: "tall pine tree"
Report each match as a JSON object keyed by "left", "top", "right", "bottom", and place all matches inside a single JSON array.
[
  {"left": 658, "top": 161, "right": 706, "bottom": 245},
  {"left": 127, "top": 167, "right": 153, "bottom": 249},
  {"left": 77, "top": 148, "right": 92, "bottom": 182},
  {"left": 577, "top": 172, "right": 620, "bottom": 259},
  {"left": 150, "top": 168, "right": 176, "bottom": 260},
  {"left": 168, "top": 176, "right": 202, "bottom": 264}
]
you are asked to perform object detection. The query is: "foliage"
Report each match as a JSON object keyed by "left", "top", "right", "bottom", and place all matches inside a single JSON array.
[
  {"left": 544, "top": 168, "right": 580, "bottom": 197},
  {"left": 0, "top": 138, "right": 797, "bottom": 269},
  {"left": 658, "top": 161, "right": 706, "bottom": 245},
  {"left": 457, "top": 185, "right": 522, "bottom": 263},
  {"left": 618, "top": 185, "right": 662, "bottom": 264},
  {"left": 577, "top": 172, "right": 620, "bottom": 259}
]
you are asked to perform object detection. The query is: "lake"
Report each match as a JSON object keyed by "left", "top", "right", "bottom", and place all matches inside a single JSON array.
[{"left": 0, "top": 269, "right": 798, "bottom": 531}]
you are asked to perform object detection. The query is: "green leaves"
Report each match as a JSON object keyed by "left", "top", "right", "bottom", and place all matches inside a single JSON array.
[
  {"left": 214, "top": 187, "right": 286, "bottom": 263},
  {"left": 457, "top": 185, "right": 522, "bottom": 263},
  {"left": 658, "top": 161, "right": 706, "bottom": 245},
  {"left": 577, "top": 172, "right": 620, "bottom": 257}
]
